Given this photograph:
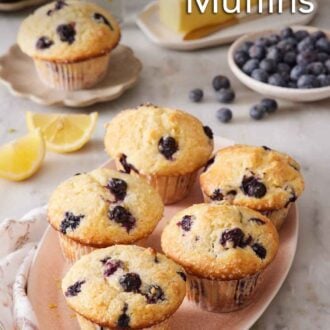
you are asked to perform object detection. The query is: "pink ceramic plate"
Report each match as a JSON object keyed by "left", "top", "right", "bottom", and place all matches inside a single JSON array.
[{"left": 27, "top": 137, "right": 298, "bottom": 330}]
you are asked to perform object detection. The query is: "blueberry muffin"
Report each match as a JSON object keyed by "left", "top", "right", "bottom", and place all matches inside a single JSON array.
[
  {"left": 62, "top": 245, "right": 186, "bottom": 329},
  {"left": 200, "top": 145, "right": 305, "bottom": 230},
  {"left": 48, "top": 169, "right": 164, "bottom": 262},
  {"left": 161, "top": 203, "right": 279, "bottom": 312},
  {"left": 17, "top": 0, "right": 120, "bottom": 90},
  {"left": 104, "top": 104, "right": 214, "bottom": 205}
]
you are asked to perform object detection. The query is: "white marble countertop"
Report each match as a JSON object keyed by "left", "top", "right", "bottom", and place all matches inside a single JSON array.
[{"left": 0, "top": 1, "right": 329, "bottom": 329}]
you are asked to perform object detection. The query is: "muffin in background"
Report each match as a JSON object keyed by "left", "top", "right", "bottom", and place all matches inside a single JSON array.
[
  {"left": 200, "top": 145, "right": 305, "bottom": 230},
  {"left": 48, "top": 168, "right": 164, "bottom": 262},
  {"left": 161, "top": 203, "right": 279, "bottom": 313},
  {"left": 17, "top": 0, "right": 120, "bottom": 90},
  {"left": 104, "top": 104, "right": 214, "bottom": 205},
  {"left": 62, "top": 245, "right": 186, "bottom": 329}
]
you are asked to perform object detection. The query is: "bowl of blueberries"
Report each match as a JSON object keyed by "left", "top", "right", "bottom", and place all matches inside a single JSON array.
[{"left": 228, "top": 26, "right": 330, "bottom": 102}]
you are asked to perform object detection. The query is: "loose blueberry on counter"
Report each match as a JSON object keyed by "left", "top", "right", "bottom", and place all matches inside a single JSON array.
[
  {"left": 145, "top": 285, "right": 165, "bottom": 304},
  {"left": 36, "top": 36, "right": 54, "bottom": 50},
  {"left": 108, "top": 205, "right": 136, "bottom": 232},
  {"left": 177, "top": 271, "right": 187, "bottom": 281},
  {"left": 177, "top": 215, "right": 193, "bottom": 232},
  {"left": 249, "top": 218, "right": 266, "bottom": 225},
  {"left": 259, "top": 59, "right": 276, "bottom": 73},
  {"left": 260, "top": 98, "right": 278, "bottom": 114},
  {"left": 216, "top": 88, "right": 235, "bottom": 103},
  {"left": 107, "top": 178, "right": 127, "bottom": 201},
  {"left": 249, "top": 104, "right": 266, "bottom": 121},
  {"left": 242, "top": 59, "right": 259, "bottom": 75},
  {"left": 65, "top": 280, "right": 85, "bottom": 297},
  {"left": 103, "top": 259, "right": 123, "bottom": 277},
  {"left": 119, "top": 154, "right": 139, "bottom": 174},
  {"left": 93, "top": 13, "right": 114, "bottom": 30},
  {"left": 158, "top": 136, "right": 178, "bottom": 160},
  {"left": 297, "top": 75, "right": 321, "bottom": 89},
  {"left": 251, "top": 243, "right": 267, "bottom": 259},
  {"left": 248, "top": 45, "right": 266, "bottom": 60},
  {"left": 220, "top": 228, "right": 251, "bottom": 249},
  {"left": 234, "top": 50, "right": 249, "bottom": 67},
  {"left": 212, "top": 75, "right": 231, "bottom": 91},
  {"left": 119, "top": 273, "right": 142, "bottom": 292},
  {"left": 60, "top": 212, "right": 85, "bottom": 234},
  {"left": 189, "top": 88, "right": 203, "bottom": 102},
  {"left": 216, "top": 108, "right": 233, "bottom": 123},
  {"left": 117, "top": 304, "right": 130, "bottom": 328},
  {"left": 241, "top": 176, "right": 267, "bottom": 198},
  {"left": 318, "top": 74, "right": 330, "bottom": 87},
  {"left": 251, "top": 69, "right": 269, "bottom": 83},
  {"left": 203, "top": 126, "right": 214, "bottom": 139},
  {"left": 56, "top": 23, "right": 76, "bottom": 44},
  {"left": 210, "top": 189, "right": 224, "bottom": 201}
]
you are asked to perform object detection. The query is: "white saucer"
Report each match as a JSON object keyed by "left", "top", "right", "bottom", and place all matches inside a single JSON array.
[
  {"left": 228, "top": 26, "right": 330, "bottom": 102},
  {"left": 136, "top": 1, "right": 318, "bottom": 51},
  {"left": 0, "top": 44, "right": 142, "bottom": 108},
  {"left": 0, "top": 0, "right": 46, "bottom": 11}
]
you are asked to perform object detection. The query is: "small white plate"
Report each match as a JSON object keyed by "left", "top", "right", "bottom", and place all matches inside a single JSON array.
[
  {"left": 136, "top": 1, "right": 318, "bottom": 51},
  {"left": 0, "top": 44, "right": 142, "bottom": 108},
  {"left": 0, "top": 0, "right": 46, "bottom": 11},
  {"left": 28, "top": 137, "right": 299, "bottom": 330},
  {"left": 228, "top": 26, "right": 330, "bottom": 102}
]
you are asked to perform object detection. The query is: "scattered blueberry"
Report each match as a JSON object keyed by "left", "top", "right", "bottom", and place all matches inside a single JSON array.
[
  {"left": 260, "top": 98, "right": 278, "bottom": 114},
  {"left": 241, "top": 176, "right": 267, "bottom": 198},
  {"left": 65, "top": 280, "right": 85, "bottom": 297},
  {"left": 216, "top": 108, "right": 233, "bottom": 123},
  {"left": 93, "top": 12, "right": 114, "bottom": 30},
  {"left": 177, "top": 215, "right": 193, "bottom": 232},
  {"left": 60, "top": 212, "right": 84, "bottom": 234},
  {"left": 212, "top": 75, "right": 231, "bottom": 91},
  {"left": 249, "top": 45, "right": 266, "bottom": 60},
  {"left": 242, "top": 59, "right": 259, "bottom": 75},
  {"left": 216, "top": 88, "right": 235, "bottom": 103},
  {"left": 203, "top": 126, "right": 214, "bottom": 139},
  {"left": 108, "top": 206, "right": 136, "bottom": 232},
  {"left": 119, "top": 154, "right": 139, "bottom": 174},
  {"left": 36, "top": 36, "right": 54, "bottom": 50},
  {"left": 249, "top": 104, "right": 266, "bottom": 120},
  {"left": 56, "top": 23, "right": 76, "bottom": 44},
  {"left": 107, "top": 178, "right": 127, "bottom": 201},
  {"left": 297, "top": 74, "right": 321, "bottom": 89},
  {"left": 158, "top": 136, "right": 178, "bottom": 160},
  {"left": 189, "top": 88, "right": 203, "bottom": 102},
  {"left": 251, "top": 243, "right": 267, "bottom": 259},
  {"left": 251, "top": 69, "right": 269, "bottom": 83},
  {"left": 119, "top": 273, "right": 142, "bottom": 292},
  {"left": 145, "top": 285, "right": 165, "bottom": 304}
]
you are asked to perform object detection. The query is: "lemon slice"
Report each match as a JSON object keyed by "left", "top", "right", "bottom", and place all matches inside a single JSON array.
[
  {"left": 26, "top": 112, "right": 98, "bottom": 153},
  {"left": 0, "top": 129, "right": 45, "bottom": 181}
]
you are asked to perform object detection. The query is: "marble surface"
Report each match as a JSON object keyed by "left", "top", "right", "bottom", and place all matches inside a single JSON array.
[{"left": 0, "top": 1, "right": 329, "bottom": 329}]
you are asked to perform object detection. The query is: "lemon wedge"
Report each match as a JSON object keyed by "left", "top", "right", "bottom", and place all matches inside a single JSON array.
[
  {"left": 26, "top": 112, "right": 98, "bottom": 153},
  {"left": 0, "top": 129, "right": 45, "bottom": 181}
]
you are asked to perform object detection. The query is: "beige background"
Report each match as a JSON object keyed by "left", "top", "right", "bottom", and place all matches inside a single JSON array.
[{"left": 0, "top": 0, "right": 329, "bottom": 329}]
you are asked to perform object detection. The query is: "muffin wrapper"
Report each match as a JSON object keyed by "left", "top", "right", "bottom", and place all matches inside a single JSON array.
[
  {"left": 34, "top": 53, "right": 110, "bottom": 91},
  {"left": 115, "top": 159, "right": 197, "bottom": 205},
  {"left": 77, "top": 314, "right": 171, "bottom": 330},
  {"left": 59, "top": 233, "right": 148, "bottom": 263},
  {"left": 202, "top": 192, "right": 291, "bottom": 231},
  {"left": 186, "top": 272, "right": 264, "bottom": 313}
]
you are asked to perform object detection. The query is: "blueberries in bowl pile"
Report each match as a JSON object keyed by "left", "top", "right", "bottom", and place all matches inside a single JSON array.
[{"left": 234, "top": 27, "right": 330, "bottom": 89}]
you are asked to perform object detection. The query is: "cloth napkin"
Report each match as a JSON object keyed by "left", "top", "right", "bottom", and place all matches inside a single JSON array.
[{"left": 0, "top": 206, "right": 48, "bottom": 330}]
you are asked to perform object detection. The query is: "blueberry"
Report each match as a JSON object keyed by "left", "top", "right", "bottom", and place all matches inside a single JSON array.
[
  {"left": 119, "top": 154, "right": 139, "bottom": 174},
  {"left": 311, "top": 30, "right": 327, "bottom": 41},
  {"left": 317, "top": 52, "right": 329, "bottom": 63},
  {"left": 216, "top": 88, "right": 235, "bottom": 103},
  {"left": 326, "top": 59, "right": 330, "bottom": 73},
  {"left": 108, "top": 206, "right": 136, "bottom": 232},
  {"left": 107, "top": 178, "right": 127, "bottom": 201},
  {"left": 290, "top": 65, "right": 307, "bottom": 81},
  {"left": 277, "top": 39, "right": 296, "bottom": 52},
  {"left": 212, "top": 75, "right": 231, "bottom": 91},
  {"left": 266, "top": 47, "right": 283, "bottom": 63},
  {"left": 317, "top": 74, "right": 330, "bottom": 87},
  {"left": 268, "top": 73, "right": 287, "bottom": 87},
  {"left": 297, "top": 50, "right": 317, "bottom": 65},
  {"left": 203, "top": 156, "right": 215, "bottom": 172},
  {"left": 93, "top": 12, "right": 114, "bottom": 30},
  {"left": 117, "top": 304, "right": 130, "bottom": 328},
  {"left": 103, "top": 259, "right": 123, "bottom": 277},
  {"left": 316, "top": 38, "right": 330, "bottom": 53},
  {"left": 307, "top": 62, "right": 326, "bottom": 76},
  {"left": 239, "top": 41, "right": 254, "bottom": 53},
  {"left": 241, "top": 176, "right": 267, "bottom": 198},
  {"left": 145, "top": 285, "right": 165, "bottom": 304},
  {"left": 189, "top": 88, "right": 203, "bottom": 102},
  {"left": 255, "top": 37, "right": 271, "bottom": 47},
  {"left": 60, "top": 212, "right": 84, "bottom": 234},
  {"left": 268, "top": 34, "right": 281, "bottom": 45},
  {"left": 297, "top": 75, "right": 321, "bottom": 89},
  {"left": 251, "top": 243, "right": 267, "bottom": 259},
  {"left": 216, "top": 108, "right": 233, "bottom": 123},
  {"left": 288, "top": 81, "right": 298, "bottom": 89},
  {"left": 251, "top": 69, "right": 269, "bottom": 83},
  {"left": 36, "top": 36, "right": 54, "bottom": 50},
  {"left": 248, "top": 45, "right": 266, "bottom": 60},
  {"left": 260, "top": 98, "right": 278, "bottom": 114},
  {"left": 242, "top": 59, "right": 259, "bottom": 75},
  {"left": 249, "top": 105, "right": 266, "bottom": 120},
  {"left": 177, "top": 215, "right": 193, "bottom": 232},
  {"left": 158, "top": 136, "right": 178, "bottom": 160},
  {"left": 297, "top": 37, "right": 315, "bottom": 52},
  {"left": 210, "top": 188, "right": 224, "bottom": 201},
  {"left": 259, "top": 58, "right": 276, "bottom": 73},
  {"left": 65, "top": 280, "right": 85, "bottom": 297},
  {"left": 220, "top": 228, "right": 251, "bottom": 249},
  {"left": 56, "top": 23, "right": 76, "bottom": 44},
  {"left": 47, "top": 0, "right": 67, "bottom": 15},
  {"left": 177, "top": 271, "right": 186, "bottom": 281},
  {"left": 280, "top": 27, "right": 294, "bottom": 39},
  {"left": 234, "top": 50, "right": 250, "bottom": 67},
  {"left": 283, "top": 51, "right": 297, "bottom": 66},
  {"left": 203, "top": 126, "right": 214, "bottom": 139},
  {"left": 294, "top": 30, "right": 310, "bottom": 41},
  {"left": 119, "top": 273, "right": 142, "bottom": 292}
]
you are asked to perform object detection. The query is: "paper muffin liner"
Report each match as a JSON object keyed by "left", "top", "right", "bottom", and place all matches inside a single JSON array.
[
  {"left": 186, "top": 272, "right": 264, "bottom": 313},
  {"left": 59, "top": 233, "right": 148, "bottom": 263},
  {"left": 202, "top": 192, "right": 291, "bottom": 231},
  {"left": 115, "top": 159, "right": 197, "bottom": 205},
  {"left": 33, "top": 53, "right": 110, "bottom": 91},
  {"left": 77, "top": 314, "right": 171, "bottom": 330}
]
